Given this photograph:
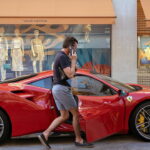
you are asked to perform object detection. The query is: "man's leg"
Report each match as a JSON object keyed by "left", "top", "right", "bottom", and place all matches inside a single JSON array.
[
  {"left": 69, "top": 108, "right": 83, "bottom": 143},
  {"left": 43, "top": 110, "right": 69, "bottom": 140}
]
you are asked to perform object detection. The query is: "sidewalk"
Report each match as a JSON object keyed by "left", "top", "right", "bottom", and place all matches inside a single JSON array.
[{"left": 1, "top": 134, "right": 150, "bottom": 150}]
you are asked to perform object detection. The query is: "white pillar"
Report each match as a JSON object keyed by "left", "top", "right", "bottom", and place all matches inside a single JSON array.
[{"left": 112, "top": 0, "right": 137, "bottom": 83}]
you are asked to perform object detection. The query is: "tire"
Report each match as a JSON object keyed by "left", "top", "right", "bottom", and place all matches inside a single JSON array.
[
  {"left": 129, "top": 101, "right": 150, "bottom": 141},
  {"left": 0, "top": 110, "right": 11, "bottom": 143}
]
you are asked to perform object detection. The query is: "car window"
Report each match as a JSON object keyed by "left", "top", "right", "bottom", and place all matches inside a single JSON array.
[
  {"left": 29, "top": 77, "right": 53, "bottom": 89},
  {"left": 95, "top": 74, "right": 136, "bottom": 92},
  {"left": 67, "top": 75, "right": 117, "bottom": 96},
  {"left": 0, "top": 73, "right": 38, "bottom": 84}
]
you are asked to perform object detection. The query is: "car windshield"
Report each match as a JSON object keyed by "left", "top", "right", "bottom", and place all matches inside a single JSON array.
[
  {"left": 95, "top": 74, "right": 136, "bottom": 92},
  {"left": 0, "top": 73, "right": 38, "bottom": 84}
]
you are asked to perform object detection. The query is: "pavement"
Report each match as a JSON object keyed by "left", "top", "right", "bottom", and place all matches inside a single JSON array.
[{"left": 1, "top": 134, "right": 150, "bottom": 150}]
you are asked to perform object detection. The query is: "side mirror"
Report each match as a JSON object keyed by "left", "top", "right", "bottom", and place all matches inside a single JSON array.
[{"left": 118, "top": 90, "right": 128, "bottom": 97}]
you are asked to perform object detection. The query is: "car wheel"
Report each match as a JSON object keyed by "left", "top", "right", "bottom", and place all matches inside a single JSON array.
[
  {"left": 130, "top": 101, "right": 150, "bottom": 141},
  {"left": 0, "top": 110, "right": 11, "bottom": 142}
]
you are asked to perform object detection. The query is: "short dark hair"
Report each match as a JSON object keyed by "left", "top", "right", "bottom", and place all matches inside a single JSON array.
[{"left": 63, "top": 36, "right": 78, "bottom": 48}]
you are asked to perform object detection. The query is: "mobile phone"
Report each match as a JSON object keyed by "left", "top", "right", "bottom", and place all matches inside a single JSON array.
[{"left": 69, "top": 45, "right": 74, "bottom": 56}]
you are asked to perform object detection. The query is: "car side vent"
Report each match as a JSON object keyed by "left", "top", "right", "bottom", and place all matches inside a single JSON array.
[
  {"left": 11, "top": 90, "right": 24, "bottom": 93},
  {"left": 11, "top": 90, "right": 34, "bottom": 101}
]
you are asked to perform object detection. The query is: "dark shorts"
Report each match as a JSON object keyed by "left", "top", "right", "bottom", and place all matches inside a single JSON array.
[{"left": 52, "top": 84, "right": 77, "bottom": 110}]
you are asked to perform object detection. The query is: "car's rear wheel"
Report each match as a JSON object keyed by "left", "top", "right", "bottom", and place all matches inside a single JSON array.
[
  {"left": 130, "top": 101, "right": 150, "bottom": 141},
  {"left": 0, "top": 110, "right": 11, "bottom": 143}
]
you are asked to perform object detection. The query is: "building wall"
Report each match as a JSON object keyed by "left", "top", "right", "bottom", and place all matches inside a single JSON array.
[{"left": 112, "top": 0, "right": 137, "bottom": 83}]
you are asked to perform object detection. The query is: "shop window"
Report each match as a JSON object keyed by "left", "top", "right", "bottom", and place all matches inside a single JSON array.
[
  {"left": 138, "top": 36, "right": 150, "bottom": 67},
  {"left": 137, "top": 36, "right": 150, "bottom": 86},
  {"left": 0, "top": 24, "right": 111, "bottom": 81}
]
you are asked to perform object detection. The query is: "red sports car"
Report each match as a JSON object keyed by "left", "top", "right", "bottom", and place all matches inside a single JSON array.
[{"left": 0, "top": 69, "right": 150, "bottom": 143}]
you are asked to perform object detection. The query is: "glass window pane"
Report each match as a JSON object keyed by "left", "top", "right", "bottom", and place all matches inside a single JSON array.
[
  {"left": 70, "top": 75, "right": 115, "bottom": 96},
  {"left": 29, "top": 77, "right": 52, "bottom": 89},
  {"left": 0, "top": 24, "right": 111, "bottom": 80},
  {"left": 138, "top": 36, "right": 150, "bottom": 67}
]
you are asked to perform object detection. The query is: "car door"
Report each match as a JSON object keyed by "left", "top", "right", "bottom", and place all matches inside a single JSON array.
[
  {"left": 70, "top": 75, "right": 125, "bottom": 142},
  {"left": 20, "top": 77, "right": 57, "bottom": 132}
]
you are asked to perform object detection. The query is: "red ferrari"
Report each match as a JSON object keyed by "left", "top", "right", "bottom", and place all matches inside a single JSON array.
[{"left": 0, "top": 69, "right": 150, "bottom": 143}]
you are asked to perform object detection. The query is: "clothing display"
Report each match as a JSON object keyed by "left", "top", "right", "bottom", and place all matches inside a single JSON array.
[
  {"left": 0, "top": 34, "right": 8, "bottom": 81},
  {"left": 31, "top": 38, "right": 44, "bottom": 61},
  {"left": 0, "top": 37, "right": 8, "bottom": 61},
  {"left": 31, "top": 30, "right": 45, "bottom": 73},
  {"left": 0, "top": 24, "right": 111, "bottom": 80},
  {"left": 0, "top": 61, "right": 6, "bottom": 81},
  {"left": 11, "top": 38, "right": 24, "bottom": 71}
]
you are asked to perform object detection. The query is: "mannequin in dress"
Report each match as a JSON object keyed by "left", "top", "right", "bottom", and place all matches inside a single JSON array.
[
  {"left": 83, "top": 24, "right": 91, "bottom": 42},
  {"left": 31, "top": 30, "right": 44, "bottom": 73},
  {"left": 11, "top": 29, "right": 24, "bottom": 78},
  {"left": 0, "top": 27, "right": 8, "bottom": 81}
]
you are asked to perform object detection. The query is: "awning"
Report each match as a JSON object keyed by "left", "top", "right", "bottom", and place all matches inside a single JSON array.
[
  {"left": 0, "top": 0, "right": 116, "bottom": 24},
  {"left": 140, "top": 0, "right": 150, "bottom": 27}
]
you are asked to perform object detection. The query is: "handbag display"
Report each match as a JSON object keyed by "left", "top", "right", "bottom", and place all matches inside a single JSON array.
[{"left": 3, "top": 63, "right": 11, "bottom": 69}]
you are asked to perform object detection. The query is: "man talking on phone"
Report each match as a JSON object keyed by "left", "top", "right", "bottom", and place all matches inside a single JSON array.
[{"left": 38, "top": 37, "right": 93, "bottom": 149}]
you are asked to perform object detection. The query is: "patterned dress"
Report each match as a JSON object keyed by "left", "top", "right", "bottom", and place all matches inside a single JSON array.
[{"left": 0, "top": 37, "right": 8, "bottom": 62}]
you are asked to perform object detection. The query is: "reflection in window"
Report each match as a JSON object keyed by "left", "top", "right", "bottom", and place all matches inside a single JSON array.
[
  {"left": 29, "top": 77, "right": 52, "bottom": 89},
  {"left": 69, "top": 75, "right": 115, "bottom": 96},
  {"left": 138, "top": 36, "right": 150, "bottom": 67},
  {"left": 0, "top": 24, "right": 111, "bottom": 81}
]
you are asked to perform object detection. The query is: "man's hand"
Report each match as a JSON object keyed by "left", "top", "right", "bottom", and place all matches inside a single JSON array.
[{"left": 70, "top": 52, "right": 77, "bottom": 61}]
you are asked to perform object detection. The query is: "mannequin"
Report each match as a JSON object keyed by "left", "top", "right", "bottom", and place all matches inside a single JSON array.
[
  {"left": 31, "top": 30, "right": 44, "bottom": 73},
  {"left": 83, "top": 24, "right": 91, "bottom": 42},
  {"left": 21, "top": 25, "right": 68, "bottom": 71},
  {"left": 0, "top": 27, "right": 8, "bottom": 81},
  {"left": 11, "top": 29, "right": 24, "bottom": 78}
]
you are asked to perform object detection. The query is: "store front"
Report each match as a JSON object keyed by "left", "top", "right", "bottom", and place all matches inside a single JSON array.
[{"left": 0, "top": 0, "right": 116, "bottom": 81}]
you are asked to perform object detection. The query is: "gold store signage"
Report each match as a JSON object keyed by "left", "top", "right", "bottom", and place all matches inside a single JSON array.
[
  {"left": 23, "top": 19, "right": 48, "bottom": 23},
  {"left": 0, "top": 18, "right": 49, "bottom": 24}
]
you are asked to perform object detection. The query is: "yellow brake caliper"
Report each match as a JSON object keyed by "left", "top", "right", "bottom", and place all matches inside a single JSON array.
[{"left": 138, "top": 113, "right": 146, "bottom": 132}]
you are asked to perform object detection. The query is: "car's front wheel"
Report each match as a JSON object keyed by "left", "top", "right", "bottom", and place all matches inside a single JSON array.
[
  {"left": 130, "top": 101, "right": 150, "bottom": 141},
  {"left": 0, "top": 110, "right": 11, "bottom": 143}
]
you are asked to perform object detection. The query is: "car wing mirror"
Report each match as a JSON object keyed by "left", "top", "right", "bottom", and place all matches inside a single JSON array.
[{"left": 118, "top": 90, "right": 128, "bottom": 97}]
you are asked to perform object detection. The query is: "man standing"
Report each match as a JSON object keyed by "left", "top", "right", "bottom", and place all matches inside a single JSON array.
[{"left": 38, "top": 37, "right": 93, "bottom": 149}]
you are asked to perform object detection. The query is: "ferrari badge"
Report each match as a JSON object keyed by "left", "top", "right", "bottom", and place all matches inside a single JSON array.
[{"left": 126, "top": 96, "right": 133, "bottom": 102}]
